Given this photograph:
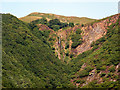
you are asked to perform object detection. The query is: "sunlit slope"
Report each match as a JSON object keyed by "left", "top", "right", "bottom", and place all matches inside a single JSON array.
[{"left": 19, "top": 12, "right": 96, "bottom": 24}]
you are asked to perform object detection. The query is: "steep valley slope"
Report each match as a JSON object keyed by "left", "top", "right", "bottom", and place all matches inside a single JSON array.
[
  {"left": 42, "top": 14, "right": 119, "bottom": 63},
  {"left": 2, "top": 14, "right": 74, "bottom": 88},
  {"left": 2, "top": 13, "right": 120, "bottom": 88},
  {"left": 29, "top": 13, "right": 120, "bottom": 88}
]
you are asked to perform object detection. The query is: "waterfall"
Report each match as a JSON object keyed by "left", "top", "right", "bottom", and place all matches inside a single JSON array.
[{"left": 59, "top": 37, "right": 61, "bottom": 44}]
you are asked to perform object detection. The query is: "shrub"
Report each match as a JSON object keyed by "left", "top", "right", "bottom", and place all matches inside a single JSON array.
[
  {"left": 60, "top": 23, "right": 68, "bottom": 28},
  {"left": 96, "top": 65, "right": 106, "bottom": 71},
  {"left": 107, "top": 73, "right": 111, "bottom": 77},
  {"left": 108, "top": 66, "right": 115, "bottom": 72},
  {"left": 50, "top": 25, "right": 60, "bottom": 31},
  {"left": 81, "top": 24, "right": 84, "bottom": 27},
  {"left": 118, "top": 67, "right": 120, "bottom": 72},
  {"left": 71, "top": 40, "right": 83, "bottom": 48},
  {"left": 80, "top": 80, "right": 85, "bottom": 84},
  {"left": 49, "top": 19, "right": 61, "bottom": 26},
  {"left": 106, "top": 62, "right": 111, "bottom": 66},
  {"left": 97, "top": 70, "right": 100, "bottom": 73},
  {"left": 92, "top": 45, "right": 99, "bottom": 51},
  {"left": 65, "top": 44, "right": 69, "bottom": 49},
  {"left": 71, "top": 34, "right": 82, "bottom": 48},
  {"left": 107, "top": 73, "right": 114, "bottom": 77},
  {"left": 100, "top": 73, "right": 106, "bottom": 77},
  {"left": 98, "top": 37, "right": 106, "bottom": 42},
  {"left": 71, "top": 31, "right": 83, "bottom": 48},
  {"left": 79, "top": 70, "right": 89, "bottom": 78},
  {"left": 52, "top": 47, "right": 55, "bottom": 50},
  {"left": 70, "top": 54, "right": 74, "bottom": 58},
  {"left": 76, "top": 29, "right": 82, "bottom": 34},
  {"left": 91, "top": 41, "right": 95, "bottom": 47},
  {"left": 73, "top": 80, "right": 76, "bottom": 82},
  {"left": 49, "top": 37, "right": 55, "bottom": 41},
  {"left": 71, "top": 75, "right": 76, "bottom": 79},
  {"left": 96, "top": 65, "right": 101, "bottom": 70},
  {"left": 69, "top": 22, "right": 74, "bottom": 27},
  {"left": 100, "top": 66, "right": 106, "bottom": 71},
  {"left": 76, "top": 80, "right": 81, "bottom": 83},
  {"left": 76, "top": 23, "right": 79, "bottom": 25},
  {"left": 66, "top": 53, "right": 69, "bottom": 56},
  {"left": 76, "top": 79, "right": 85, "bottom": 84},
  {"left": 31, "top": 18, "right": 47, "bottom": 25},
  {"left": 84, "top": 66, "right": 94, "bottom": 72}
]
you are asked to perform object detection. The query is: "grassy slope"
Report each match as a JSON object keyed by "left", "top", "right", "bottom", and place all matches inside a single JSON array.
[
  {"left": 19, "top": 12, "right": 96, "bottom": 24},
  {"left": 19, "top": 16, "right": 43, "bottom": 23},
  {"left": 2, "top": 14, "right": 74, "bottom": 88}
]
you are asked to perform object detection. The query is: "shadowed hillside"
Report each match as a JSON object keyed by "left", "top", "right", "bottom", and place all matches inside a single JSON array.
[{"left": 2, "top": 14, "right": 74, "bottom": 88}]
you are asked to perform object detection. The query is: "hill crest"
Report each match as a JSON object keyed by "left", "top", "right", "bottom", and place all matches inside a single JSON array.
[{"left": 19, "top": 12, "right": 96, "bottom": 24}]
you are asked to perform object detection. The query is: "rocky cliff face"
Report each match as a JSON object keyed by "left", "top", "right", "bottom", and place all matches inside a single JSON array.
[
  {"left": 76, "top": 14, "right": 119, "bottom": 55},
  {"left": 37, "top": 14, "right": 119, "bottom": 62}
]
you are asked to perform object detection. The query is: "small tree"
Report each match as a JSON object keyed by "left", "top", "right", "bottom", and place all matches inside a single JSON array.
[
  {"left": 51, "top": 25, "right": 60, "bottom": 31},
  {"left": 76, "top": 29, "right": 82, "bottom": 34},
  {"left": 81, "top": 24, "right": 84, "bottom": 27},
  {"left": 69, "top": 22, "right": 74, "bottom": 27},
  {"left": 49, "top": 19, "right": 61, "bottom": 26}
]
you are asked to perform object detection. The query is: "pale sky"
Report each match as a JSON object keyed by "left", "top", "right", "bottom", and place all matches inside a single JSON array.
[
  {"left": 1, "top": 0, "right": 119, "bottom": 2},
  {"left": 1, "top": 0, "right": 119, "bottom": 19}
]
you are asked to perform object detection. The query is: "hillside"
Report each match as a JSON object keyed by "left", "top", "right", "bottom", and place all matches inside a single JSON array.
[
  {"left": 27, "top": 13, "right": 120, "bottom": 88},
  {"left": 2, "top": 13, "right": 120, "bottom": 88},
  {"left": 39, "top": 14, "right": 119, "bottom": 63},
  {"left": 68, "top": 15, "right": 120, "bottom": 88},
  {"left": 2, "top": 14, "right": 74, "bottom": 88},
  {"left": 19, "top": 12, "right": 96, "bottom": 24}
]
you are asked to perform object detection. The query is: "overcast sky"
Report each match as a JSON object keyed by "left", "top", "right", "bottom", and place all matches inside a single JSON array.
[{"left": 1, "top": 0, "right": 119, "bottom": 19}]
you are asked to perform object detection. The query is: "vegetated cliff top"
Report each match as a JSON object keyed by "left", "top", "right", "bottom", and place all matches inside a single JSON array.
[{"left": 19, "top": 12, "right": 96, "bottom": 24}]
